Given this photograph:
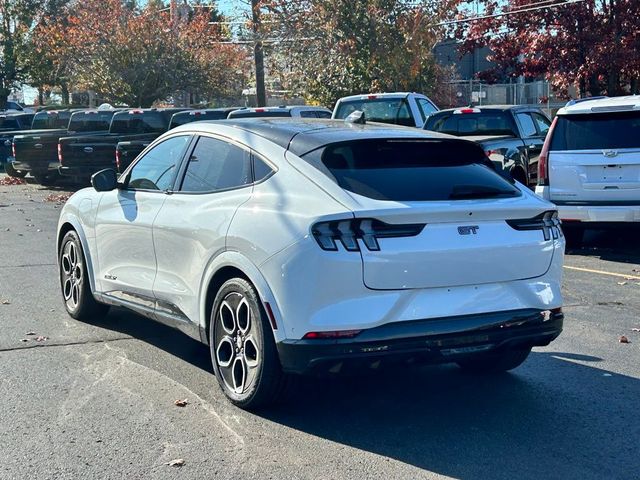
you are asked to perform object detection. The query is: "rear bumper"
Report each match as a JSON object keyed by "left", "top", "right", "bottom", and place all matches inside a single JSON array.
[
  {"left": 276, "top": 308, "right": 563, "bottom": 374},
  {"left": 556, "top": 203, "right": 640, "bottom": 223},
  {"left": 59, "top": 164, "right": 114, "bottom": 178},
  {"left": 11, "top": 159, "right": 59, "bottom": 174}
]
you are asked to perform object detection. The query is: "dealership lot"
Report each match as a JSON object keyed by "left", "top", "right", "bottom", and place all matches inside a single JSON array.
[{"left": 1, "top": 176, "right": 639, "bottom": 480}]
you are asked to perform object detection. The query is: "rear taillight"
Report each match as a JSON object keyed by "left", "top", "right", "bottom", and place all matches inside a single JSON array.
[
  {"left": 115, "top": 149, "right": 121, "bottom": 171},
  {"left": 312, "top": 219, "right": 425, "bottom": 252},
  {"left": 11, "top": 141, "right": 15, "bottom": 158},
  {"left": 57, "top": 143, "right": 62, "bottom": 163},
  {"left": 538, "top": 117, "right": 557, "bottom": 186},
  {"left": 303, "top": 330, "right": 362, "bottom": 339},
  {"left": 506, "top": 210, "right": 563, "bottom": 241}
]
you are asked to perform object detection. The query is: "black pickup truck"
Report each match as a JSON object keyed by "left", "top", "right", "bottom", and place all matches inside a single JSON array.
[
  {"left": 12, "top": 109, "right": 119, "bottom": 185},
  {"left": 424, "top": 105, "right": 552, "bottom": 186},
  {"left": 58, "top": 108, "right": 188, "bottom": 181},
  {"left": 114, "top": 108, "right": 238, "bottom": 172},
  {"left": 0, "top": 111, "right": 63, "bottom": 177}
]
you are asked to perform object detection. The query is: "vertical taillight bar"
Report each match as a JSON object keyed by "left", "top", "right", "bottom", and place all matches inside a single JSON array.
[{"left": 538, "top": 116, "right": 558, "bottom": 186}]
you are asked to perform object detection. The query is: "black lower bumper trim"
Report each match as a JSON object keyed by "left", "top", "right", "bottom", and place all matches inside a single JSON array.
[{"left": 277, "top": 309, "right": 563, "bottom": 375}]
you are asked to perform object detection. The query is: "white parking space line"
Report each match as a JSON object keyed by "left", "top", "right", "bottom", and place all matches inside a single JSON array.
[{"left": 564, "top": 265, "right": 640, "bottom": 281}]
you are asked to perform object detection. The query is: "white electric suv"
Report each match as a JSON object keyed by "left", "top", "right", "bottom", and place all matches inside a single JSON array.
[
  {"left": 57, "top": 118, "right": 565, "bottom": 409},
  {"left": 535, "top": 95, "right": 640, "bottom": 246}
]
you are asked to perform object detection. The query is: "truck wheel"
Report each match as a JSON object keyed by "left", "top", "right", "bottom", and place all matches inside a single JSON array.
[
  {"left": 209, "top": 278, "right": 289, "bottom": 409},
  {"left": 59, "top": 230, "right": 109, "bottom": 320},
  {"left": 34, "top": 172, "right": 59, "bottom": 186},
  {"left": 4, "top": 163, "right": 26, "bottom": 178},
  {"left": 456, "top": 346, "right": 532, "bottom": 373}
]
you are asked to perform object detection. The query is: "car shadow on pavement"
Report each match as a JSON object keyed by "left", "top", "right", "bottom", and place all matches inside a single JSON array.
[
  {"left": 258, "top": 351, "right": 636, "bottom": 480},
  {"left": 567, "top": 225, "right": 640, "bottom": 264}
]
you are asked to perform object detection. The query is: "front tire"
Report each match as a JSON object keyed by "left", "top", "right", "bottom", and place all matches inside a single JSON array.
[
  {"left": 4, "top": 162, "right": 26, "bottom": 178},
  {"left": 209, "top": 278, "right": 288, "bottom": 409},
  {"left": 456, "top": 346, "right": 532, "bottom": 373},
  {"left": 59, "top": 230, "right": 109, "bottom": 320}
]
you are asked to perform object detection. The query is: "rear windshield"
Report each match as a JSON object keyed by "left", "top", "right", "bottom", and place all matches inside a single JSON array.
[
  {"left": 32, "top": 111, "right": 72, "bottom": 129},
  {"left": 334, "top": 98, "right": 414, "bottom": 127},
  {"left": 301, "top": 139, "right": 520, "bottom": 201},
  {"left": 425, "top": 112, "right": 516, "bottom": 136},
  {"left": 0, "top": 116, "right": 20, "bottom": 130},
  {"left": 68, "top": 111, "right": 115, "bottom": 133},
  {"left": 551, "top": 111, "right": 640, "bottom": 150},
  {"left": 228, "top": 110, "right": 292, "bottom": 119},
  {"left": 169, "top": 111, "right": 228, "bottom": 128},
  {"left": 110, "top": 112, "right": 168, "bottom": 134}
]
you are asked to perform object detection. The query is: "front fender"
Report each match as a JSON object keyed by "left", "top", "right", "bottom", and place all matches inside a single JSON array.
[
  {"left": 199, "top": 251, "right": 287, "bottom": 343},
  {"left": 57, "top": 212, "right": 98, "bottom": 294}
]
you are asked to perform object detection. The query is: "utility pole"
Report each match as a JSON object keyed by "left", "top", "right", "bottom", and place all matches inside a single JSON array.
[{"left": 251, "top": 0, "right": 266, "bottom": 107}]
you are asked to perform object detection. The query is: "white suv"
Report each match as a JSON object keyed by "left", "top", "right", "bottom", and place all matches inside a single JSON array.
[{"left": 535, "top": 95, "right": 640, "bottom": 245}]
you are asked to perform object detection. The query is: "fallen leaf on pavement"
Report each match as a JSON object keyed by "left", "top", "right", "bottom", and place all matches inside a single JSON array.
[
  {"left": 166, "top": 459, "right": 185, "bottom": 467},
  {"left": 1, "top": 299, "right": 10, "bottom": 305},
  {"left": 632, "top": 328, "right": 640, "bottom": 332},
  {"left": 617, "top": 281, "right": 627, "bottom": 286},
  {"left": 20, "top": 339, "right": 29, "bottom": 343},
  {"left": 0, "top": 176, "right": 26, "bottom": 186},
  {"left": 174, "top": 399, "right": 188, "bottom": 407},
  {"left": 619, "top": 336, "right": 630, "bottom": 344},
  {"left": 35, "top": 336, "right": 48, "bottom": 342},
  {"left": 26, "top": 331, "right": 36, "bottom": 335},
  {"left": 44, "top": 193, "right": 72, "bottom": 204}
]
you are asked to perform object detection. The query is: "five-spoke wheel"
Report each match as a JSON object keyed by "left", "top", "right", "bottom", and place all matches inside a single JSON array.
[{"left": 210, "top": 278, "right": 288, "bottom": 409}]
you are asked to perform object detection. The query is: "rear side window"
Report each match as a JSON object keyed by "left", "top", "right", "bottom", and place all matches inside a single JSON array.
[
  {"left": 426, "top": 112, "right": 516, "bottom": 136},
  {"left": 551, "top": 112, "right": 640, "bottom": 150},
  {"left": 180, "top": 136, "right": 251, "bottom": 192},
  {"left": 0, "top": 117, "right": 20, "bottom": 130},
  {"left": 416, "top": 99, "right": 438, "bottom": 121},
  {"left": 68, "top": 112, "right": 114, "bottom": 132},
  {"left": 110, "top": 112, "right": 167, "bottom": 134},
  {"left": 315, "top": 110, "right": 332, "bottom": 119},
  {"left": 335, "top": 98, "right": 414, "bottom": 127},
  {"left": 302, "top": 139, "right": 519, "bottom": 201}
]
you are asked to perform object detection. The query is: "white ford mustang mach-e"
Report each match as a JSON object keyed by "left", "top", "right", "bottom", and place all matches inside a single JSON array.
[{"left": 57, "top": 118, "right": 565, "bottom": 408}]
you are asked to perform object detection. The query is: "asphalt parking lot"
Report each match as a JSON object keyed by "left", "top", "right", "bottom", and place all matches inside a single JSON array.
[{"left": 1, "top": 175, "right": 639, "bottom": 480}]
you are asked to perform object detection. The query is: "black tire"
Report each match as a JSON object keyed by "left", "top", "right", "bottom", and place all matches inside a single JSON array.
[
  {"left": 562, "top": 225, "right": 584, "bottom": 249},
  {"left": 4, "top": 162, "right": 27, "bottom": 178},
  {"left": 34, "top": 171, "right": 59, "bottom": 186},
  {"left": 456, "top": 346, "right": 532, "bottom": 373},
  {"left": 59, "top": 230, "right": 109, "bottom": 321},
  {"left": 209, "top": 278, "right": 288, "bottom": 409}
]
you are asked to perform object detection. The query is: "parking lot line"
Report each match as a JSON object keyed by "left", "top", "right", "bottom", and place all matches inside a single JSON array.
[{"left": 564, "top": 265, "right": 640, "bottom": 280}]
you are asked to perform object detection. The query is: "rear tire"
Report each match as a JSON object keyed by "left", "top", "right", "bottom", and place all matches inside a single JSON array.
[
  {"left": 34, "top": 171, "right": 60, "bottom": 186},
  {"left": 209, "top": 278, "right": 288, "bottom": 409},
  {"left": 4, "top": 162, "right": 26, "bottom": 178},
  {"left": 59, "top": 230, "right": 109, "bottom": 321},
  {"left": 562, "top": 226, "right": 584, "bottom": 249},
  {"left": 456, "top": 346, "right": 532, "bottom": 373}
]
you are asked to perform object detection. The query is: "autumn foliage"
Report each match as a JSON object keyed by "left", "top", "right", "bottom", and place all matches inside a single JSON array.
[
  {"left": 457, "top": 0, "right": 640, "bottom": 97},
  {"left": 29, "top": 0, "right": 249, "bottom": 106}
]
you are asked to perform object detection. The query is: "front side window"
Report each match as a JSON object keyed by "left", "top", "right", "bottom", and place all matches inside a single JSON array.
[
  {"left": 417, "top": 99, "right": 438, "bottom": 121},
  {"left": 180, "top": 136, "right": 252, "bottom": 192},
  {"left": 531, "top": 112, "right": 551, "bottom": 135},
  {"left": 516, "top": 113, "right": 538, "bottom": 137},
  {"left": 127, "top": 135, "right": 191, "bottom": 191}
]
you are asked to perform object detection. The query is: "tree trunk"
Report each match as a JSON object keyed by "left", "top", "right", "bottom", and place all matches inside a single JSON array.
[
  {"left": 579, "top": 77, "right": 586, "bottom": 98},
  {"left": 0, "top": 87, "right": 9, "bottom": 110},
  {"left": 631, "top": 77, "right": 638, "bottom": 95},
  {"left": 61, "top": 83, "right": 70, "bottom": 105},
  {"left": 38, "top": 88, "right": 44, "bottom": 106}
]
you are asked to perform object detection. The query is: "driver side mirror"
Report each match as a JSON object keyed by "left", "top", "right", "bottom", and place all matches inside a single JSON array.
[{"left": 91, "top": 168, "right": 119, "bottom": 192}]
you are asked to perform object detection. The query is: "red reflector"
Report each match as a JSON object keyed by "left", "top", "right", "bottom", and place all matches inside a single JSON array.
[
  {"left": 460, "top": 108, "right": 475, "bottom": 113},
  {"left": 367, "top": 95, "right": 378, "bottom": 99},
  {"left": 264, "top": 301, "right": 278, "bottom": 330},
  {"left": 303, "top": 330, "right": 362, "bottom": 339},
  {"left": 254, "top": 108, "right": 265, "bottom": 112},
  {"left": 57, "top": 143, "right": 62, "bottom": 163},
  {"left": 485, "top": 149, "right": 497, "bottom": 157}
]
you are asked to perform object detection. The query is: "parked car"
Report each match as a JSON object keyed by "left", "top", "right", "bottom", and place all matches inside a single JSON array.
[
  {"left": 424, "top": 105, "right": 552, "bottom": 186},
  {"left": 115, "top": 108, "right": 240, "bottom": 173},
  {"left": 535, "top": 95, "right": 640, "bottom": 246},
  {"left": 57, "top": 117, "right": 564, "bottom": 409},
  {"left": 58, "top": 108, "right": 188, "bottom": 181},
  {"left": 2, "top": 101, "right": 35, "bottom": 113},
  {"left": 227, "top": 105, "right": 332, "bottom": 119},
  {"left": 332, "top": 92, "right": 438, "bottom": 128},
  {"left": 1, "top": 110, "right": 75, "bottom": 178},
  {"left": 12, "top": 109, "right": 118, "bottom": 185}
]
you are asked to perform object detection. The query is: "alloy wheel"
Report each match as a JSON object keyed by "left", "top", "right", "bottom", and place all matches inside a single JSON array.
[{"left": 60, "top": 239, "right": 83, "bottom": 312}]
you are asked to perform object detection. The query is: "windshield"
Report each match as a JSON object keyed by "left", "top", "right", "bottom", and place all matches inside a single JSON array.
[
  {"left": 32, "top": 111, "right": 72, "bottom": 130},
  {"left": 551, "top": 111, "right": 640, "bottom": 150},
  {"left": 68, "top": 112, "right": 115, "bottom": 133},
  {"left": 334, "top": 98, "right": 414, "bottom": 127},
  {"left": 425, "top": 111, "right": 517, "bottom": 136},
  {"left": 302, "top": 139, "right": 519, "bottom": 201},
  {"left": 110, "top": 112, "right": 168, "bottom": 134}
]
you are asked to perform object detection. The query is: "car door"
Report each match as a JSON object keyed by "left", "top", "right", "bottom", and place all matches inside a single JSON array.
[
  {"left": 151, "top": 134, "right": 255, "bottom": 328},
  {"left": 94, "top": 134, "right": 192, "bottom": 312}
]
